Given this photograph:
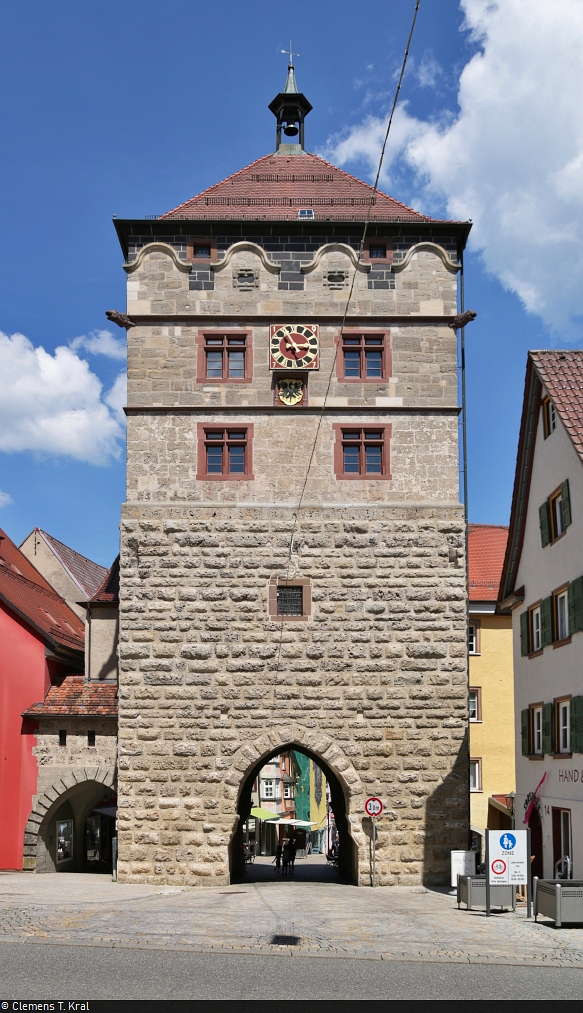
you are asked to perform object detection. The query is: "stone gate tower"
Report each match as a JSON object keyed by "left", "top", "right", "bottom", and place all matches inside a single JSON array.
[{"left": 114, "top": 64, "right": 471, "bottom": 886}]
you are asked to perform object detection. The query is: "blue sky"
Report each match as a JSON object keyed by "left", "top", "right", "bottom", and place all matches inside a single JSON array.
[{"left": 0, "top": 0, "right": 581, "bottom": 566}]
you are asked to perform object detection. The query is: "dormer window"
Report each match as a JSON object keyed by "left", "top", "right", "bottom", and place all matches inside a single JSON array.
[{"left": 298, "top": 209, "right": 315, "bottom": 220}]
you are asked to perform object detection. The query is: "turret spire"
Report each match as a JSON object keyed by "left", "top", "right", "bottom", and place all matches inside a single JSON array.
[{"left": 269, "top": 46, "right": 312, "bottom": 154}]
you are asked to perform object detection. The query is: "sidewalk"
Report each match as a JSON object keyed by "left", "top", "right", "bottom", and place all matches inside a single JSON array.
[{"left": 1, "top": 867, "right": 583, "bottom": 967}]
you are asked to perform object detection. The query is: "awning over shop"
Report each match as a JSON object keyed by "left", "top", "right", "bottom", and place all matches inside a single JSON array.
[
  {"left": 249, "top": 807, "right": 279, "bottom": 821},
  {"left": 264, "top": 818, "right": 319, "bottom": 827}
]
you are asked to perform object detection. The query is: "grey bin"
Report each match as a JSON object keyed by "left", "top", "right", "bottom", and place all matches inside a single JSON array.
[
  {"left": 457, "top": 875, "right": 515, "bottom": 910},
  {"left": 534, "top": 879, "right": 583, "bottom": 927}
]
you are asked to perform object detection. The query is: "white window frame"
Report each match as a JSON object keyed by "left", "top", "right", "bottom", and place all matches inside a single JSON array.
[
  {"left": 283, "top": 784, "right": 293, "bottom": 799},
  {"left": 468, "top": 624, "right": 478, "bottom": 655},
  {"left": 551, "top": 490, "right": 564, "bottom": 539},
  {"left": 533, "top": 705, "right": 543, "bottom": 755},
  {"left": 556, "top": 590, "right": 569, "bottom": 641},
  {"left": 262, "top": 779, "right": 275, "bottom": 799},
  {"left": 548, "top": 401, "right": 557, "bottom": 433},
  {"left": 469, "top": 758, "right": 482, "bottom": 792},
  {"left": 558, "top": 700, "right": 571, "bottom": 753},
  {"left": 469, "top": 688, "right": 480, "bottom": 722},
  {"left": 561, "top": 809, "right": 572, "bottom": 861},
  {"left": 531, "top": 607, "right": 542, "bottom": 652}
]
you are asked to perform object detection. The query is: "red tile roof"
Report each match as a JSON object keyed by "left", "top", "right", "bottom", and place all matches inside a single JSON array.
[
  {"left": 468, "top": 524, "right": 509, "bottom": 602},
  {"left": 530, "top": 351, "right": 583, "bottom": 463},
  {"left": 160, "top": 152, "right": 454, "bottom": 223},
  {"left": 24, "top": 675, "right": 117, "bottom": 717},
  {"left": 89, "top": 555, "right": 119, "bottom": 604},
  {"left": 0, "top": 528, "right": 84, "bottom": 653},
  {"left": 36, "top": 529, "right": 108, "bottom": 599}
]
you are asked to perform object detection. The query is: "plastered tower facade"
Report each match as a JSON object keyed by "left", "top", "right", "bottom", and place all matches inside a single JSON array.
[{"left": 115, "top": 71, "right": 471, "bottom": 886}]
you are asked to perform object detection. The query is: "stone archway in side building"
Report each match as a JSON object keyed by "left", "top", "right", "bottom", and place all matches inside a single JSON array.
[
  {"left": 227, "top": 729, "right": 365, "bottom": 885},
  {"left": 23, "top": 769, "right": 116, "bottom": 873}
]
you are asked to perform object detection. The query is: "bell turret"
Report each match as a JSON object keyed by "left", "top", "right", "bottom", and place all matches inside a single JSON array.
[{"left": 269, "top": 58, "right": 312, "bottom": 153}]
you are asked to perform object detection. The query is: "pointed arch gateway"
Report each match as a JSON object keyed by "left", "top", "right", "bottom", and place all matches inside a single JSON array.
[{"left": 225, "top": 726, "right": 366, "bottom": 884}]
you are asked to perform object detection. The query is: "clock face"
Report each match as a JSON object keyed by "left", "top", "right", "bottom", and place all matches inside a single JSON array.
[{"left": 270, "top": 324, "right": 319, "bottom": 370}]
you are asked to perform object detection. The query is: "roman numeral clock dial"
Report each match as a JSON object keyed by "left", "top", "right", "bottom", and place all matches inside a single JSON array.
[{"left": 270, "top": 324, "right": 319, "bottom": 370}]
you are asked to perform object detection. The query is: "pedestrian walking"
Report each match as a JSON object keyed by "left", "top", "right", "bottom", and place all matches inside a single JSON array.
[
  {"left": 273, "top": 842, "right": 282, "bottom": 874},
  {"left": 281, "top": 840, "right": 291, "bottom": 876},
  {"left": 289, "top": 838, "right": 297, "bottom": 875}
]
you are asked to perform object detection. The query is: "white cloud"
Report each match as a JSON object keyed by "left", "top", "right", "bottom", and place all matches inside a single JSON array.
[
  {"left": 0, "top": 489, "right": 12, "bottom": 507},
  {"left": 416, "top": 52, "right": 443, "bottom": 90},
  {"left": 322, "top": 0, "right": 583, "bottom": 335},
  {"left": 70, "top": 329, "right": 127, "bottom": 361},
  {"left": 0, "top": 331, "right": 125, "bottom": 465},
  {"left": 104, "top": 371, "right": 127, "bottom": 427}
]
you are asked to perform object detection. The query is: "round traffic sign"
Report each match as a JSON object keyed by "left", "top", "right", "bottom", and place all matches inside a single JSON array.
[
  {"left": 491, "top": 859, "right": 507, "bottom": 876},
  {"left": 365, "top": 796, "right": 383, "bottom": 818}
]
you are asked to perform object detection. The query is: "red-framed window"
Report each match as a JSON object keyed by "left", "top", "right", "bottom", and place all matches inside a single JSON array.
[
  {"left": 333, "top": 425, "right": 392, "bottom": 480},
  {"left": 187, "top": 238, "right": 217, "bottom": 262},
  {"left": 196, "top": 331, "right": 253, "bottom": 383},
  {"left": 268, "top": 576, "right": 312, "bottom": 622},
  {"left": 336, "top": 332, "right": 391, "bottom": 382},
  {"left": 364, "top": 237, "right": 392, "bottom": 263},
  {"left": 196, "top": 424, "right": 254, "bottom": 480}
]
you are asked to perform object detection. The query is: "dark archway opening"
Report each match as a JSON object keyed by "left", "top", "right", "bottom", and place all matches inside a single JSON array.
[
  {"left": 36, "top": 781, "right": 116, "bottom": 874},
  {"left": 230, "top": 743, "right": 357, "bottom": 885}
]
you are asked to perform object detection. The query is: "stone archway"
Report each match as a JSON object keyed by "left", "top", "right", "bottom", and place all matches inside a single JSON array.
[
  {"left": 23, "top": 767, "right": 116, "bottom": 873},
  {"left": 222, "top": 725, "right": 367, "bottom": 885}
]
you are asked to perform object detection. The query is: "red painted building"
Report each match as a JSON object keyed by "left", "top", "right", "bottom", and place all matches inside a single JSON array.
[{"left": 0, "top": 528, "right": 84, "bottom": 870}]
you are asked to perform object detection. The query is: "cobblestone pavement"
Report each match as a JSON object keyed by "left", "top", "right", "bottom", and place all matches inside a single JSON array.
[{"left": 1, "top": 860, "right": 583, "bottom": 967}]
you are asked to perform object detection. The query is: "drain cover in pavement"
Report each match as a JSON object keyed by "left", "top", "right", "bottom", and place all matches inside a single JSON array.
[{"left": 271, "top": 934, "right": 301, "bottom": 946}]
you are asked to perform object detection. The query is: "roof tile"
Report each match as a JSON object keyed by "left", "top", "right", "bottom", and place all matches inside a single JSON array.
[
  {"left": 160, "top": 152, "right": 459, "bottom": 223},
  {"left": 468, "top": 524, "right": 509, "bottom": 602},
  {"left": 38, "top": 529, "right": 108, "bottom": 599},
  {"left": 89, "top": 555, "right": 119, "bottom": 604},
  {"left": 24, "top": 675, "right": 117, "bottom": 717},
  {"left": 0, "top": 529, "right": 84, "bottom": 653},
  {"left": 530, "top": 351, "right": 583, "bottom": 464}
]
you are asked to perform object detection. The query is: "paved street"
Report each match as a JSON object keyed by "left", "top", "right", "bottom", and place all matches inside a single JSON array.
[
  {"left": 1, "top": 862, "right": 583, "bottom": 999},
  {"left": 2, "top": 943, "right": 583, "bottom": 1000}
]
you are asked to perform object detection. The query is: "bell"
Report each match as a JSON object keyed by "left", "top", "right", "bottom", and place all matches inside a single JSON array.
[{"left": 283, "top": 121, "right": 299, "bottom": 137}]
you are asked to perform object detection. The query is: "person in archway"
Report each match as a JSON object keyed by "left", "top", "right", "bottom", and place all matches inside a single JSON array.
[
  {"left": 288, "top": 837, "right": 297, "bottom": 875},
  {"left": 273, "top": 842, "right": 282, "bottom": 874}
]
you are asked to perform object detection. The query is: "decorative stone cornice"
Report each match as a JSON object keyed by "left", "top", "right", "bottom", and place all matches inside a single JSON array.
[
  {"left": 211, "top": 241, "right": 281, "bottom": 274},
  {"left": 124, "top": 243, "right": 192, "bottom": 274},
  {"left": 392, "top": 242, "right": 461, "bottom": 274},
  {"left": 300, "top": 243, "right": 371, "bottom": 274}
]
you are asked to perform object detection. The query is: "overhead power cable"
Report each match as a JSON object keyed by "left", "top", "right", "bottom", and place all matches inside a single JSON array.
[{"left": 275, "top": 0, "right": 422, "bottom": 663}]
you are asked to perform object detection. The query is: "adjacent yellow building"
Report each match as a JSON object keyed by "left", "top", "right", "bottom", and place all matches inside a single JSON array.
[{"left": 468, "top": 525, "right": 516, "bottom": 843}]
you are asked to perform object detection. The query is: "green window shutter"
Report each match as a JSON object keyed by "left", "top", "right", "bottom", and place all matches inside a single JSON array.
[
  {"left": 571, "top": 696, "right": 583, "bottom": 754},
  {"left": 561, "top": 479, "right": 572, "bottom": 529},
  {"left": 539, "top": 501, "right": 551, "bottom": 547},
  {"left": 568, "top": 577, "right": 583, "bottom": 634},
  {"left": 520, "top": 611, "right": 530, "bottom": 656},
  {"left": 521, "top": 708, "right": 530, "bottom": 756},
  {"left": 542, "top": 702, "right": 554, "bottom": 755},
  {"left": 541, "top": 595, "right": 553, "bottom": 647}
]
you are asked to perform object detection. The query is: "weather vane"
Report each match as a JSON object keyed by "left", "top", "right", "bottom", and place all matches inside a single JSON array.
[{"left": 281, "top": 42, "right": 299, "bottom": 65}]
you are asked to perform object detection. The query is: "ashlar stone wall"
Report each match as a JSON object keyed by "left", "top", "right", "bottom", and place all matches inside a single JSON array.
[{"left": 117, "top": 505, "right": 467, "bottom": 886}]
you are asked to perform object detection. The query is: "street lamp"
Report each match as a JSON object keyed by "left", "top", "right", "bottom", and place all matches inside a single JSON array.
[{"left": 505, "top": 791, "right": 516, "bottom": 831}]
